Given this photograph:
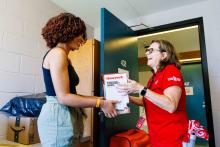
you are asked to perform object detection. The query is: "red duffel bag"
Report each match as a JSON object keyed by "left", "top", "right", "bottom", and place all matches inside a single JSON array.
[{"left": 110, "top": 129, "right": 150, "bottom": 147}]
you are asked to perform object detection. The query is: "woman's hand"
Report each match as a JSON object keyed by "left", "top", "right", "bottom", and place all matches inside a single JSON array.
[
  {"left": 100, "top": 100, "right": 118, "bottom": 118},
  {"left": 117, "top": 79, "right": 144, "bottom": 94}
]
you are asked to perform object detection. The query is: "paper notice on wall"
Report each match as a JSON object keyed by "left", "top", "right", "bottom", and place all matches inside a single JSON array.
[
  {"left": 118, "top": 68, "right": 129, "bottom": 79},
  {"left": 184, "top": 82, "right": 190, "bottom": 86},
  {"left": 103, "top": 73, "right": 130, "bottom": 114},
  {"left": 185, "top": 87, "right": 194, "bottom": 95}
]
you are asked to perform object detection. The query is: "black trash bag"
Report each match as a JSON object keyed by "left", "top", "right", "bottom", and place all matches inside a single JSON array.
[{"left": 0, "top": 93, "right": 46, "bottom": 117}]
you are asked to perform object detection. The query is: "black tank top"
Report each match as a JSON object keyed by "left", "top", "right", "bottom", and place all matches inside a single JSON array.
[{"left": 42, "top": 50, "right": 79, "bottom": 96}]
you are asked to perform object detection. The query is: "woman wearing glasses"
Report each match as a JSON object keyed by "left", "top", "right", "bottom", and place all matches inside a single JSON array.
[
  {"left": 38, "top": 13, "right": 118, "bottom": 147},
  {"left": 118, "top": 40, "right": 188, "bottom": 147}
]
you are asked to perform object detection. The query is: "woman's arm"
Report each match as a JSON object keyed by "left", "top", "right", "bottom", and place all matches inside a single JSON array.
[
  {"left": 117, "top": 79, "right": 182, "bottom": 113},
  {"left": 129, "top": 96, "right": 144, "bottom": 106},
  {"left": 49, "top": 48, "right": 117, "bottom": 117},
  {"left": 144, "top": 86, "right": 182, "bottom": 113}
]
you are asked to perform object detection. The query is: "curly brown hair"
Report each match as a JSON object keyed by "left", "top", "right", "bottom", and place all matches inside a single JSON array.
[{"left": 42, "top": 13, "right": 87, "bottom": 48}]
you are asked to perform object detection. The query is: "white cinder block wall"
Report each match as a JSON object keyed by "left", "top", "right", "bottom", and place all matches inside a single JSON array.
[
  {"left": 0, "top": 0, "right": 94, "bottom": 140},
  {"left": 0, "top": 0, "right": 63, "bottom": 140},
  {"left": 94, "top": 0, "right": 220, "bottom": 146}
]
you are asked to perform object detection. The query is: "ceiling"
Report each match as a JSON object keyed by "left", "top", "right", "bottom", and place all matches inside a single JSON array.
[
  {"left": 50, "top": 0, "right": 202, "bottom": 55},
  {"left": 138, "top": 26, "right": 200, "bottom": 56},
  {"left": 50, "top": 0, "right": 206, "bottom": 29}
]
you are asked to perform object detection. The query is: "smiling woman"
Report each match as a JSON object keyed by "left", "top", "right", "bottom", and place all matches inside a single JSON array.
[
  {"left": 117, "top": 39, "right": 188, "bottom": 147},
  {"left": 144, "top": 40, "right": 181, "bottom": 72},
  {"left": 137, "top": 18, "right": 215, "bottom": 147}
]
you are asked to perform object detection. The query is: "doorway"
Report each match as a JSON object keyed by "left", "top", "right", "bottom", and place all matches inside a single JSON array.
[
  {"left": 100, "top": 8, "right": 215, "bottom": 147},
  {"left": 136, "top": 18, "right": 215, "bottom": 147}
]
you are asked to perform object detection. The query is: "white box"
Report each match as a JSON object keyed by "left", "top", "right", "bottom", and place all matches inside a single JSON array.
[{"left": 103, "top": 73, "right": 130, "bottom": 114}]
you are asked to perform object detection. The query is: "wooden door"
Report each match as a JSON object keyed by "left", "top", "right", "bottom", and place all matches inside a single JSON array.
[{"left": 69, "top": 39, "right": 100, "bottom": 147}]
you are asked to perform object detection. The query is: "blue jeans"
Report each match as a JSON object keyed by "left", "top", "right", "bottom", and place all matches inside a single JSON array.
[{"left": 37, "top": 96, "right": 74, "bottom": 147}]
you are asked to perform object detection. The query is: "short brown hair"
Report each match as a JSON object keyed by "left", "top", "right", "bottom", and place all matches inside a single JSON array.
[
  {"left": 42, "top": 13, "right": 87, "bottom": 48},
  {"left": 151, "top": 40, "right": 181, "bottom": 69}
]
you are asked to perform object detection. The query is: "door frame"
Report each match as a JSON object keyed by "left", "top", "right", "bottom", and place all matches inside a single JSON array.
[{"left": 135, "top": 17, "right": 215, "bottom": 147}]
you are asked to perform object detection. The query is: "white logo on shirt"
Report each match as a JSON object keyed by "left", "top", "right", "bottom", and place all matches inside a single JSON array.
[{"left": 167, "top": 76, "right": 181, "bottom": 82}]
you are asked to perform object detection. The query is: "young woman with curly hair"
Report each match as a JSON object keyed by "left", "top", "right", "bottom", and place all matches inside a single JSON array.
[{"left": 38, "top": 13, "right": 118, "bottom": 147}]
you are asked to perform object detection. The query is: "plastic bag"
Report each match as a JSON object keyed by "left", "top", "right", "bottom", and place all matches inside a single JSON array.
[{"left": 0, "top": 93, "right": 46, "bottom": 117}]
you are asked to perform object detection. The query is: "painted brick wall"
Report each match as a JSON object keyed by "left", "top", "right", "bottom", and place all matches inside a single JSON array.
[{"left": 0, "top": 0, "right": 94, "bottom": 140}]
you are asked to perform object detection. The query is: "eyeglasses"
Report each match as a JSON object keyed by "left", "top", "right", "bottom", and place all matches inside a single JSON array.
[{"left": 145, "top": 48, "right": 165, "bottom": 54}]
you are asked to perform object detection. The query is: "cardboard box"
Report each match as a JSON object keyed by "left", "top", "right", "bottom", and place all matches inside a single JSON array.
[
  {"left": 103, "top": 73, "right": 130, "bottom": 114},
  {"left": 7, "top": 116, "right": 40, "bottom": 144}
]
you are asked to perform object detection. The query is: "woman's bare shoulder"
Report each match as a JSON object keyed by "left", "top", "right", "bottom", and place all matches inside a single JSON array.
[{"left": 46, "top": 48, "right": 68, "bottom": 68}]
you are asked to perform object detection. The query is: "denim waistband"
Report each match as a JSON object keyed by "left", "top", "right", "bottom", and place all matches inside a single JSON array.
[{"left": 46, "top": 95, "right": 59, "bottom": 103}]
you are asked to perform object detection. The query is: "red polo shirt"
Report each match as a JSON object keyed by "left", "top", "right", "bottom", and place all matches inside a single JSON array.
[{"left": 143, "top": 64, "right": 188, "bottom": 147}]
